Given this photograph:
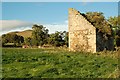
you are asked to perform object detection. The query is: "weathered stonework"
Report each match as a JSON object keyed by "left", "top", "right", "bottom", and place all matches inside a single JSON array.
[{"left": 68, "top": 8, "right": 114, "bottom": 53}]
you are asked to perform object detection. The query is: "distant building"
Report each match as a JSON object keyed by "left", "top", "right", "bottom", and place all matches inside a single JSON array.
[{"left": 22, "top": 45, "right": 29, "bottom": 48}]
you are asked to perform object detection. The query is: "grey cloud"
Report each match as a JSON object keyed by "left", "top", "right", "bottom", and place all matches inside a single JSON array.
[{"left": 1, "top": 20, "right": 33, "bottom": 31}]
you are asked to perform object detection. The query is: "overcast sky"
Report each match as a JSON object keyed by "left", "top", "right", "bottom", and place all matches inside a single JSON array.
[{"left": 1, "top": 2, "right": 118, "bottom": 35}]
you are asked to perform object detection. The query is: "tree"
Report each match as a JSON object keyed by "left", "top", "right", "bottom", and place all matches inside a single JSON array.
[
  {"left": 48, "top": 32, "right": 61, "bottom": 47},
  {"left": 2, "top": 33, "right": 24, "bottom": 46},
  {"left": 17, "top": 35, "right": 24, "bottom": 45},
  {"left": 64, "top": 32, "right": 69, "bottom": 47},
  {"left": 2, "top": 34, "right": 8, "bottom": 46},
  {"left": 47, "top": 31, "right": 68, "bottom": 47},
  {"left": 108, "top": 16, "right": 118, "bottom": 27},
  {"left": 24, "top": 37, "right": 32, "bottom": 46},
  {"left": 83, "top": 12, "right": 112, "bottom": 35},
  {"left": 116, "top": 30, "right": 120, "bottom": 47},
  {"left": 32, "top": 24, "right": 49, "bottom": 46},
  {"left": 107, "top": 16, "right": 118, "bottom": 36},
  {"left": 108, "top": 16, "right": 120, "bottom": 47}
]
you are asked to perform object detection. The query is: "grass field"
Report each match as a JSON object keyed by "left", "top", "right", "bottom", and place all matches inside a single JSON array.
[{"left": 2, "top": 48, "right": 120, "bottom": 78}]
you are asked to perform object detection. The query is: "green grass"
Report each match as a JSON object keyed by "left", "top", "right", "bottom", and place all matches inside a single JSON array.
[{"left": 2, "top": 48, "right": 119, "bottom": 78}]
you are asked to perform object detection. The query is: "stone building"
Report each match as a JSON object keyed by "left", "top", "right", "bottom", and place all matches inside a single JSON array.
[{"left": 68, "top": 8, "right": 114, "bottom": 53}]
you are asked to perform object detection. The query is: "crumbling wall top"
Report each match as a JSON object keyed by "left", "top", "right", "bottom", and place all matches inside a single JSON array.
[{"left": 69, "top": 8, "right": 81, "bottom": 15}]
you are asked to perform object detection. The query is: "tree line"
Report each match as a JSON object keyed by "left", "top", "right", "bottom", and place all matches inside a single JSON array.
[
  {"left": 2, "top": 24, "right": 68, "bottom": 47},
  {"left": 24, "top": 24, "right": 68, "bottom": 47},
  {"left": 1, "top": 12, "right": 120, "bottom": 47}
]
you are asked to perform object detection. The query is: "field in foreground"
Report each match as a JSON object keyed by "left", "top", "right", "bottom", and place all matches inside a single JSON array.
[{"left": 2, "top": 48, "right": 120, "bottom": 78}]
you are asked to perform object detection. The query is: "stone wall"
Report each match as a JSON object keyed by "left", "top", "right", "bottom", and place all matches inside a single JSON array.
[
  {"left": 68, "top": 8, "right": 96, "bottom": 53},
  {"left": 68, "top": 8, "right": 114, "bottom": 53}
]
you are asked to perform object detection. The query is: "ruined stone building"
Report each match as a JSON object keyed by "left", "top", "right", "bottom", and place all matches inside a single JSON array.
[{"left": 68, "top": 8, "right": 114, "bottom": 53}]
